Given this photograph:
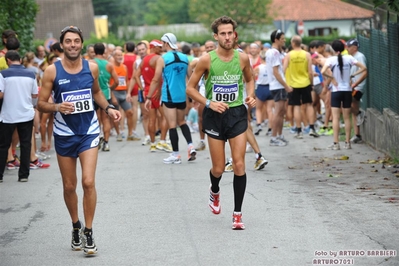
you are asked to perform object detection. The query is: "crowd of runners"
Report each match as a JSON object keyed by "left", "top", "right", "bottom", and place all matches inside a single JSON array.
[{"left": 0, "top": 15, "right": 367, "bottom": 253}]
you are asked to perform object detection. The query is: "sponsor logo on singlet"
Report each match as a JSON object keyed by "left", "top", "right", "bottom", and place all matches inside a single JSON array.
[{"left": 58, "top": 79, "right": 70, "bottom": 85}]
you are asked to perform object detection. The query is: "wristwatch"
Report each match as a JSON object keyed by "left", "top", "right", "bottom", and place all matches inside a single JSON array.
[
  {"left": 205, "top": 99, "right": 211, "bottom": 108},
  {"left": 105, "top": 104, "right": 116, "bottom": 115}
]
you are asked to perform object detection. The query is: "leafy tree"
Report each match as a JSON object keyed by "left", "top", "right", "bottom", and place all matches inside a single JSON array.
[
  {"left": 188, "top": 0, "right": 272, "bottom": 30},
  {"left": 0, "top": 0, "right": 39, "bottom": 54},
  {"left": 92, "top": 0, "right": 133, "bottom": 33},
  {"left": 373, "top": 0, "right": 399, "bottom": 11},
  {"left": 92, "top": 0, "right": 161, "bottom": 34},
  {"left": 145, "top": 0, "right": 192, "bottom": 25}
]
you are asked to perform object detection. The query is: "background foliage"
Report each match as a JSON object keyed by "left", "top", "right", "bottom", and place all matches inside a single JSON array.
[{"left": 0, "top": 0, "right": 39, "bottom": 54}]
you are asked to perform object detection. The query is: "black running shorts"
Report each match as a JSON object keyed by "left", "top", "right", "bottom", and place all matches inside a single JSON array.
[
  {"left": 202, "top": 104, "right": 248, "bottom": 141},
  {"left": 331, "top": 91, "right": 352, "bottom": 108},
  {"left": 288, "top": 85, "right": 313, "bottom": 106}
]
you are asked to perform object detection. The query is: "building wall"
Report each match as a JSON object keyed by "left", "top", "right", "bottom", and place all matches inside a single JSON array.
[
  {"left": 305, "top": 20, "right": 354, "bottom": 36},
  {"left": 121, "top": 19, "right": 367, "bottom": 41},
  {"left": 34, "top": 0, "right": 95, "bottom": 40},
  {"left": 119, "top": 24, "right": 211, "bottom": 40}
]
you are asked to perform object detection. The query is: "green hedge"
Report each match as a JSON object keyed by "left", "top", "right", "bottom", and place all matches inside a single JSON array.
[{"left": 33, "top": 32, "right": 357, "bottom": 54}]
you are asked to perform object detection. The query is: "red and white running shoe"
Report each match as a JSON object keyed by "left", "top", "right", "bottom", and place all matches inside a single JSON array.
[
  {"left": 209, "top": 186, "right": 221, "bottom": 214},
  {"left": 30, "top": 159, "right": 50, "bottom": 170},
  {"left": 232, "top": 212, "right": 245, "bottom": 230}
]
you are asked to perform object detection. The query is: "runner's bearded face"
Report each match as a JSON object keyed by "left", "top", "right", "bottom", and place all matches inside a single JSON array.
[
  {"left": 114, "top": 50, "right": 123, "bottom": 63},
  {"left": 214, "top": 24, "right": 235, "bottom": 50},
  {"left": 62, "top": 32, "right": 83, "bottom": 61}
]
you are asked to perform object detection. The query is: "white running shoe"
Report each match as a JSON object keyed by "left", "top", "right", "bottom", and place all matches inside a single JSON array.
[
  {"left": 327, "top": 143, "right": 341, "bottom": 150},
  {"left": 163, "top": 154, "right": 182, "bottom": 164},
  {"left": 142, "top": 136, "right": 151, "bottom": 146}
]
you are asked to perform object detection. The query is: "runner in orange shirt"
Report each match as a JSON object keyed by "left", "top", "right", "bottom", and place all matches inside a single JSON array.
[{"left": 109, "top": 49, "right": 134, "bottom": 141}]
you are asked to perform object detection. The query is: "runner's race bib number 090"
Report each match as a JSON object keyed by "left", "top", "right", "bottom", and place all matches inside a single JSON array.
[
  {"left": 61, "top": 88, "right": 94, "bottom": 114},
  {"left": 212, "top": 83, "right": 238, "bottom": 102}
]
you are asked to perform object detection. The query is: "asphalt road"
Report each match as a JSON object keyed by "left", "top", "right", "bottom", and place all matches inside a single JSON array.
[{"left": 1, "top": 124, "right": 398, "bottom": 266}]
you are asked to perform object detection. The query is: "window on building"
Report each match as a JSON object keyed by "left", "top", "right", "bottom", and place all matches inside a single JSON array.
[{"left": 308, "top": 27, "right": 338, "bottom": 36}]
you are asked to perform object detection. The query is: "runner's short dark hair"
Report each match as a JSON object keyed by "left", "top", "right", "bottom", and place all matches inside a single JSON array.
[
  {"left": 60, "top": 26, "right": 83, "bottom": 43},
  {"left": 271, "top": 29, "right": 284, "bottom": 43},
  {"left": 94, "top": 43, "right": 105, "bottom": 55},
  {"left": 125, "top": 41, "right": 136, "bottom": 52},
  {"left": 2, "top": 29, "right": 16, "bottom": 45},
  {"left": 51, "top": 42, "right": 64, "bottom": 53},
  {"left": 5, "top": 36, "right": 20, "bottom": 50},
  {"left": 309, "top": 40, "right": 319, "bottom": 49},
  {"left": 5, "top": 50, "right": 20, "bottom": 62},
  {"left": 211, "top": 16, "right": 237, "bottom": 34},
  {"left": 181, "top": 44, "right": 191, "bottom": 55}
]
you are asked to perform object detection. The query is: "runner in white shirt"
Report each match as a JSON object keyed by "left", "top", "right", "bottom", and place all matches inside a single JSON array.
[
  {"left": 321, "top": 40, "right": 366, "bottom": 150},
  {"left": 265, "top": 29, "right": 292, "bottom": 146}
]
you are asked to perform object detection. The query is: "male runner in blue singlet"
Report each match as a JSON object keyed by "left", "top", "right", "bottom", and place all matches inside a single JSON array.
[{"left": 37, "top": 26, "right": 121, "bottom": 256}]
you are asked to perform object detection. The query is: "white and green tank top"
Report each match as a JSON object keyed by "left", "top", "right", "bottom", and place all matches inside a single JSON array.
[{"left": 205, "top": 50, "right": 244, "bottom": 107}]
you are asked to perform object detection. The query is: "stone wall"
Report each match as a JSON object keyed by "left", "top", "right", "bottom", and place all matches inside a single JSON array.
[{"left": 362, "top": 108, "right": 399, "bottom": 158}]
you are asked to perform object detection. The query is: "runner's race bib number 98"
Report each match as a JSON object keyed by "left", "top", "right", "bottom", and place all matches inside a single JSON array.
[
  {"left": 212, "top": 83, "right": 238, "bottom": 102},
  {"left": 61, "top": 88, "right": 94, "bottom": 114}
]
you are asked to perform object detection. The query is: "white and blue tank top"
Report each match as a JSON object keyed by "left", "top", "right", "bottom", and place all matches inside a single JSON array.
[{"left": 52, "top": 59, "right": 100, "bottom": 136}]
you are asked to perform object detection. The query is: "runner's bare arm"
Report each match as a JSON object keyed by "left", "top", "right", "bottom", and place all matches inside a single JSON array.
[
  {"left": 273, "top": 65, "right": 292, "bottom": 93},
  {"left": 108, "top": 63, "right": 119, "bottom": 90},
  {"left": 127, "top": 63, "right": 140, "bottom": 96},
  {"left": 320, "top": 63, "right": 333, "bottom": 78},
  {"left": 351, "top": 62, "right": 367, "bottom": 88},
  {"left": 37, "top": 65, "right": 62, "bottom": 113},
  {"left": 320, "top": 62, "right": 337, "bottom": 87},
  {"left": 146, "top": 57, "right": 163, "bottom": 99},
  {"left": 144, "top": 57, "right": 164, "bottom": 110},
  {"left": 186, "top": 55, "right": 209, "bottom": 106},
  {"left": 186, "top": 61, "right": 193, "bottom": 80},
  {"left": 90, "top": 62, "right": 121, "bottom": 121},
  {"left": 120, "top": 64, "right": 128, "bottom": 99},
  {"left": 240, "top": 53, "right": 256, "bottom": 108},
  {"left": 306, "top": 52, "right": 313, "bottom": 86},
  {"left": 253, "top": 65, "right": 260, "bottom": 80},
  {"left": 283, "top": 53, "right": 290, "bottom": 74},
  {"left": 190, "top": 58, "right": 199, "bottom": 70},
  {"left": 123, "top": 65, "right": 128, "bottom": 88},
  {"left": 134, "top": 62, "right": 143, "bottom": 91}
]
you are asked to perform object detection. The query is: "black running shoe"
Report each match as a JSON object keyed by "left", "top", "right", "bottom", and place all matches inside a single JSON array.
[
  {"left": 83, "top": 229, "right": 98, "bottom": 255},
  {"left": 71, "top": 221, "right": 84, "bottom": 251}
]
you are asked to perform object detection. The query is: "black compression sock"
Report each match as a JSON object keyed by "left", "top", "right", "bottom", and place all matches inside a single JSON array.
[
  {"left": 233, "top": 173, "right": 247, "bottom": 212},
  {"left": 210, "top": 170, "right": 221, "bottom": 194},
  {"left": 180, "top": 123, "right": 192, "bottom": 144},
  {"left": 169, "top": 128, "right": 178, "bottom": 152}
]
